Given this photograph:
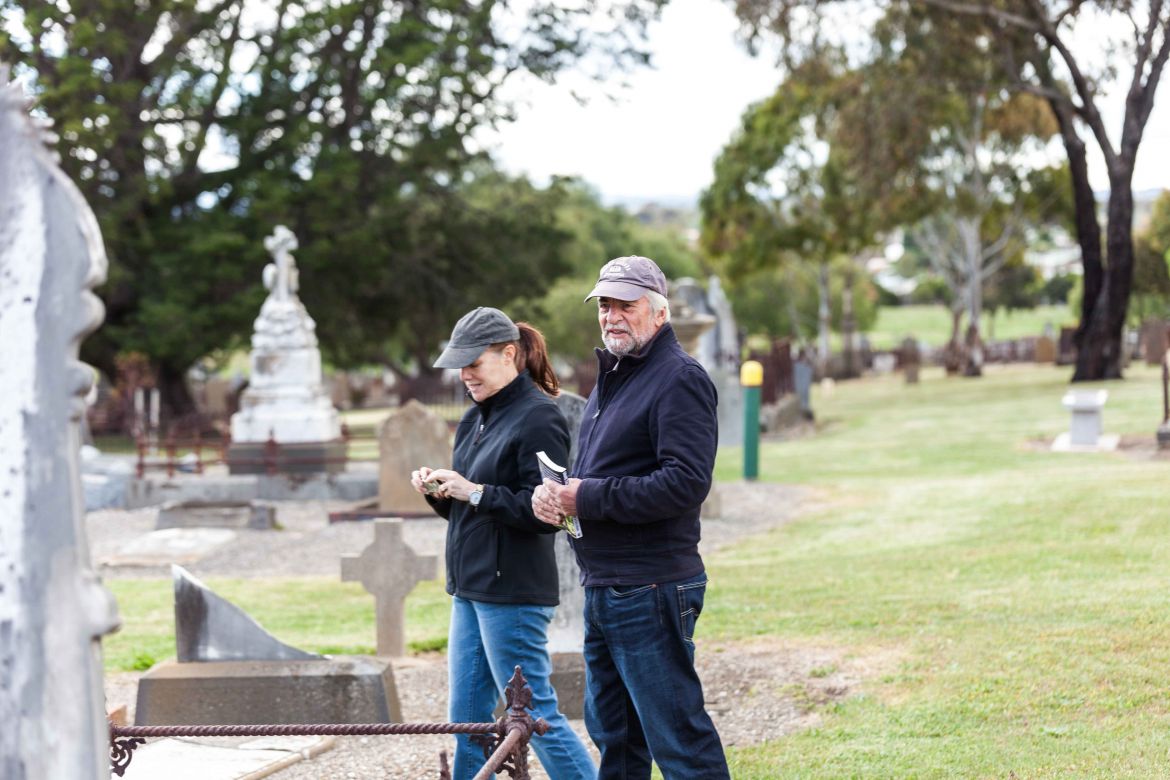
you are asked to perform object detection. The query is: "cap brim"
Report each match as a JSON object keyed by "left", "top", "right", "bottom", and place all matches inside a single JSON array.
[
  {"left": 433, "top": 343, "right": 488, "bottom": 369},
  {"left": 584, "top": 280, "right": 652, "bottom": 302}
]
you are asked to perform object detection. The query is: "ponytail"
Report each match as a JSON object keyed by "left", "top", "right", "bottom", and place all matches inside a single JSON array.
[{"left": 514, "top": 322, "right": 559, "bottom": 396}]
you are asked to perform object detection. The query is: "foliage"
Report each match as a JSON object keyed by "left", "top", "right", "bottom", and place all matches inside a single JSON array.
[
  {"left": 727, "top": 0, "right": 1170, "bottom": 379},
  {"left": 1040, "top": 273, "right": 1077, "bottom": 307},
  {"left": 1, "top": 0, "right": 664, "bottom": 411},
  {"left": 1127, "top": 190, "right": 1170, "bottom": 325},
  {"left": 508, "top": 179, "right": 705, "bottom": 363}
]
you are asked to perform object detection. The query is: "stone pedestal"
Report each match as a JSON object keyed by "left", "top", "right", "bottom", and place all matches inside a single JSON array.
[
  {"left": 550, "top": 652, "right": 587, "bottom": 719},
  {"left": 134, "top": 657, "right": 401, "bottom": 725},
  {"left": 1063, "top": 390, "right": 1107, "bottom": 446},
  {"left": 227, "top": 439, "right": 346, "bottom": 475},
  {"left": 1157, "top": 422, "right": 1170, "bottom": 450}
]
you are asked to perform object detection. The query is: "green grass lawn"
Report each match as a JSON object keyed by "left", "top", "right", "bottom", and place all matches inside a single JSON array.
[
  {"left": 867, "top": 304, "right": 1075, "bottom": 350},
  {"left": 106, "top": 362, "right": 1170, "bottom": 777},
  {"left": 711, "top": 362, "right": 1170, "bottom": 778}
]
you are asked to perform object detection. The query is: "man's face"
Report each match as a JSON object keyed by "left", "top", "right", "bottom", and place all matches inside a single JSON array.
[{"left": 597, "top": 295, "right": 665, "bottom": 357}]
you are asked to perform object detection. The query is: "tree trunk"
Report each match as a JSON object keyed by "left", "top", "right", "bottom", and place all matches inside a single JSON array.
[
  {"left": 1045, "top": 97, "right": 1108, "bottom": 379},
  {"left": 840, "top": 264, "right": 859, "bottom": 379},
  {"left": 962, "top": 217, "right": 984, "bottom": 377},
  {"left": 1073, "top": 172, "right": 1135, "bottom": 380},
  {"left": 156, "top": 361, "right": 197, "bottom": 430},
  {"left": 816, "top": 262, "right": 832, "bottom": 378},
  {"left": 944, "top": 306, "right": 964, "bottom": 375}
]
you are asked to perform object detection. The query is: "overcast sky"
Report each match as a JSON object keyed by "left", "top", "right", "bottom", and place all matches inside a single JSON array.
[{"left": 483, "top": 0, "right": 1170, "bottom": 207}]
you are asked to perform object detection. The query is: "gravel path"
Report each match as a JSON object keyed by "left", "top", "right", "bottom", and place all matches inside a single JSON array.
[{"left": 97, "top": 481, "right": 886, "bottom": 777}]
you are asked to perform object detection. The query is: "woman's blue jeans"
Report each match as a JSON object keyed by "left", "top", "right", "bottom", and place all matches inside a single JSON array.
[
  {"left": 583, "top": 573, "right": 729, "bottom": 780},
  {"left": 448, "top": 596, "right": 597, "bottom": 780}
]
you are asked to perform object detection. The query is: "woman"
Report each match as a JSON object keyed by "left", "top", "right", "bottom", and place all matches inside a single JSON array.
[{"left": 411, "top": 306, "right": 596, "bottom": 780}]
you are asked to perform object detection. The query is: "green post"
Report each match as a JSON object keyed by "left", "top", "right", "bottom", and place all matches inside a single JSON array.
[{"left": 741, "top": 360, "right": 763, "bottom": 481}]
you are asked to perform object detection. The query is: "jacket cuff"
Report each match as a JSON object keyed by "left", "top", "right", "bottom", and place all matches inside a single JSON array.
[
  {"left": 478, "top": 484, "right": 493, "bottom": 512},
  {"left": 576, "top": 478, "right": 600, "bottom": 521}
]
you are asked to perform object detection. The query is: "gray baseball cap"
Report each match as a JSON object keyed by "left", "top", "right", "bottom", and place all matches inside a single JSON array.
[
  {"left": 584, "top": 255, "right": 669, "bottom": 302},
  {"left": 433, "top": 307, "right": 520, "bottom": 369}
]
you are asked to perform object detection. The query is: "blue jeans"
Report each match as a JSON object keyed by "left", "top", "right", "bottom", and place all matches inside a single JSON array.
[
  {"left": 448, "top": 596, "right": 597, "bottom": 780},
  {"left": 583, "top": 572, "right": 729, "bottom": 780}
]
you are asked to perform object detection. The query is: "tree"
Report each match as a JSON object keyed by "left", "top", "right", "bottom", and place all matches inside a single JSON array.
[
  {"left": 728, "top": 0, "right": 1170, "bottom": 381},
  {"left": 508, "top": 178, "right": 705, "bottom": 380},
  {"left": 1, "top": 0, "right": 664, "bottom": 416},
  {"left": 701, "top": 54, "right": 921, "bottom": 377}
]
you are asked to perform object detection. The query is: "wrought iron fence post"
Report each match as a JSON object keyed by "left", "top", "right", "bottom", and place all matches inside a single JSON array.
[
  {"left": 193, "top": 429, "right": 204, "bottom": 474},
  {"left": 164, "top": 430, "right": 176, "bottom": 478},
  {"left": 264, "top": 430, "right": 278, "bottom": 475}
]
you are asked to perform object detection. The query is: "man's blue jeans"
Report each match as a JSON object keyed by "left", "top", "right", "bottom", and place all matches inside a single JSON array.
[
  {"left": 448, "top": 596, "right": 597, "bottom": 780},
  {"left": 583, "top": 572, "right": 729, "bottom": 780}
]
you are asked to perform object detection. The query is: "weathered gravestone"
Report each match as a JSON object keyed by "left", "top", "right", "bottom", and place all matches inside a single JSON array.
[
  {"left": 156, "top": 499, "right": 276, "bottom": 530},
  {"left": 704, "top": 276, "right": 744, "bottom": 447},
  {"left": 548, "top": 392, "right": 589, "bottom": 717},
  {"left": 901, "top": 337, "right": 921, "bottom": 384},
  {"left": 793, "top": 353, "right": 815, "bottom": 420},
  {"left": 136, "top": 565, "right": 401, "bottom": 725},
  {"left": 201, "top": 376, "right": 232, "bottom": 418},
  {"left": 341, "top": 519, "right": 438, "bottom": 657},
  {"left": 0, "top": 66, "right": 122, "bottom": 779},
  {"left": 1035, "top": 335, "right": 1057, "bottom": 364},
  {"left": 1140, "top": 319, "right": 1169, "bottom": 365},
  {"left": 377, "top": 399, "right": 452, "bottom": 515}
]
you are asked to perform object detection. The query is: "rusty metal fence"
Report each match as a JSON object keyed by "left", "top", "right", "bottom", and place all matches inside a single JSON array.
[
  {"left": 132, "top": 423, "right": 380, "bottom": 478},
  {"left": 110, "top": 666, "right": 547, "bottom": 779}
]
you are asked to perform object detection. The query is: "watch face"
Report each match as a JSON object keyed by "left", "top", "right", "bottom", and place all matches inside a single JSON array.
[{"left": 470, "top": 489, "right": 483, "bottom": 506}]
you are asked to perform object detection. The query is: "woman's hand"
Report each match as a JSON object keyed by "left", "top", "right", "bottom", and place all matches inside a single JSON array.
[
  {"left": 410, "top": 466, "right": 442, "bottom": 496},
  {"left": 420, "top": 468, "right": 479, "bottom": 502}
]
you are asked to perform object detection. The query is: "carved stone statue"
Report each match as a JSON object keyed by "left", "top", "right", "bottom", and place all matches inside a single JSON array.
[{"left": 229, "top": 225, "right": 342, "bottom": 464}]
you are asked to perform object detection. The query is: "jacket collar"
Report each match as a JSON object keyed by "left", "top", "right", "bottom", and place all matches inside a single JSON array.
[
  {"left": 595, "top": 322, "right": 677, "bottom": 374},
  {"left": 473, "top": 368, "right": 531, "bottom": 414}
]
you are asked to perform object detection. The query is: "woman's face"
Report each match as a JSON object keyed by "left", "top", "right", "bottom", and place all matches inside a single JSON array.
[{"left": 460, "top": 345, "right": 518, "bottom": 402}]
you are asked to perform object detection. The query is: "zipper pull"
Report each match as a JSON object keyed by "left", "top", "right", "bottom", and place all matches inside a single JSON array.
[
  {"left": 474, "top": 422, "right": 484, "bottom": 444},
  {"left": 592, "top": 408, "right": 600, "bottom": 419}
]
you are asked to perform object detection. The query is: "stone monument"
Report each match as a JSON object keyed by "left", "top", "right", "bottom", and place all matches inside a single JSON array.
[
  {"left": 377, "top": 399, "right": 452, "bottom": 515},
  {"left": 0, "top": 67, "right": 122, "bottom": 778},
  {"left": 341, "top": 519, "right": 438, "bottom": 657},
  {"left": 136, "top": 565, "right": 400, "bottom": 725},
  {"left": 229, "top": 226, "right": 344, "bottom": 473}
]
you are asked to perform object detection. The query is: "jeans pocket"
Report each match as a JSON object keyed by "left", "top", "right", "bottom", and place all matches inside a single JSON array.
[
  {"left": 608, "top": 583, "right": 656, "bottom": 598},
  {"left": 676, "top": 578, "right": 707, "bottom": 646}
]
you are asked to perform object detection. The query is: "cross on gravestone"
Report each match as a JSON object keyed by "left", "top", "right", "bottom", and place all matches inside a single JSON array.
[
  {"left": 262, "top": 224, "right": 299, "bottom": 303},
  {"left": 341, "top": 519, "right": 438, "bottom": 657}
]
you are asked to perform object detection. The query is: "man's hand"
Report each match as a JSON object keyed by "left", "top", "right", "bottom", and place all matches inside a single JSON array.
[{"left": 532, "top": 477, "right": 582, "bottom": 527}]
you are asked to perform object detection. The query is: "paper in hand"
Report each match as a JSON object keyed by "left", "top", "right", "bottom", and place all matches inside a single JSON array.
[{"left": 536, "top": 450, "right": 582, "bottom": 538}]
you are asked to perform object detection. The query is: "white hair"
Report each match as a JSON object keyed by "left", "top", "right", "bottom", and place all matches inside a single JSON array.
[{"left": 645, "top": 290, "right": 671, "bottom": 322}]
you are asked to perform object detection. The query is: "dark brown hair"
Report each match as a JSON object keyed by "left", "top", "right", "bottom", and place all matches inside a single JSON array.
[{"left": 491, "top": 321, "right": 559, "bottom": 396}]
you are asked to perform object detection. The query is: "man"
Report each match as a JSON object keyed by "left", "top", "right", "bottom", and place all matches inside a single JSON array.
[{"left": 532, "top": 256, "right": 729, "bottom": 779}]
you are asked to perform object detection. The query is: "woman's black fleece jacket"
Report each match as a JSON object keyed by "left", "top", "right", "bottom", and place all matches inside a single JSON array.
[{"left": 426, "top": 370, "right": 570, "bottom": 606}]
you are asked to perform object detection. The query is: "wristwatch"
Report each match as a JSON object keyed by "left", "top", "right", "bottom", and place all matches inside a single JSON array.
[{"left": 469, "top": 484, "right": 485, "bottom": 509}]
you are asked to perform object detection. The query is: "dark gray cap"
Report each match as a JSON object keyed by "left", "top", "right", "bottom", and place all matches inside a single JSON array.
[
  {"left": 433, "top": 307, "right": 520, "bottom": 369},
  {"left": 584, "top": 255, "right": 669, "bottom": 302}
]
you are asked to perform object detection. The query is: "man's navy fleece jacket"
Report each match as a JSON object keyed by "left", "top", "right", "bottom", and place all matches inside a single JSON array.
[{"left": 570, "top": 323, "right": 718, "bottom": 587}]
